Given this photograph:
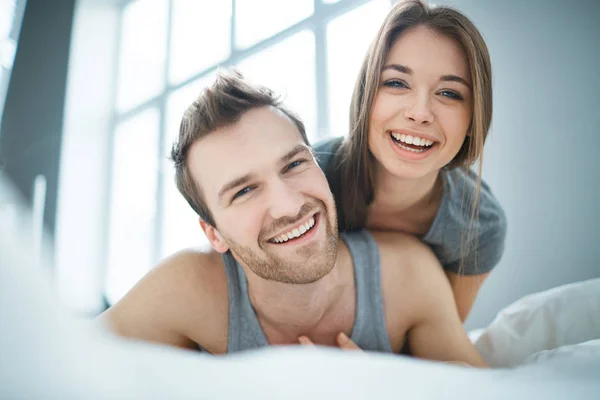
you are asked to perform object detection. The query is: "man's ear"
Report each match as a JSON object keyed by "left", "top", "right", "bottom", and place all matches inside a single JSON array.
[{"left": 200, "top": 218, "right": 229, "bottom": 253}]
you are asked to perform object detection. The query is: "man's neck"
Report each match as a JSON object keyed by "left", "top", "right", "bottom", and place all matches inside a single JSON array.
[
  {"left": 243, "top": 240, "right": 353, "bottom": 344},
  {"left": 370, "top": 163, "right": 442, "bottom": 214}
]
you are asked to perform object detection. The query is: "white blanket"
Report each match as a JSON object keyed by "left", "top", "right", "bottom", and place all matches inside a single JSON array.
[{"left": 1, "top": 176, "right": 599, "bottom": 399}]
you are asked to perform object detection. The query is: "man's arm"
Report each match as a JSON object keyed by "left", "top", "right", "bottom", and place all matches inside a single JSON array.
[
  {"left": 405, "top": 248, "right": 487, "bottom": 367},
  {"left": 375, "top": 231, "right": 487, "bottom": 367},
  {"left": 99, "top": 250, "right": 228, "bottom": 353}
]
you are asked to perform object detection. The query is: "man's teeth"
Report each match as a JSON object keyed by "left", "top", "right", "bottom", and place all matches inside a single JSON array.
[
  {"left": 271, "top": 217, "right": 315, "bottom": 244},
  {"left": 390, "top": 132, "right": 434, "bottom": 147}
]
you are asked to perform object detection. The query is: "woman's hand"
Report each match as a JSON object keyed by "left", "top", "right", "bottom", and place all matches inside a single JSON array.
[{"left": 298, "top": 332, "right": 361, "bottom": 350}]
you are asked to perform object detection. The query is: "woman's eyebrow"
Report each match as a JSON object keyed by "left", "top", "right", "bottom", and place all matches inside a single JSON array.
[
  {"left": 382, "top": 63, "right": 413, "bottom": 74},
  {"left": 440, "top": 74, "right": 471, "bottom": 89},
  {"left": 382, "top": 63, "right": 471, "bottom": 89}
]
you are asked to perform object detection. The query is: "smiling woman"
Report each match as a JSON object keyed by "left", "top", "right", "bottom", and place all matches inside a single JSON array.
[{"left": 315, "top": 0, "right": 506, "bottom": 322}]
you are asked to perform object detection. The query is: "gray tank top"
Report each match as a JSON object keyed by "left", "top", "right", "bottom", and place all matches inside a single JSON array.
[{"left": 222, "top": 230, "right": 392, "bottom": 354}]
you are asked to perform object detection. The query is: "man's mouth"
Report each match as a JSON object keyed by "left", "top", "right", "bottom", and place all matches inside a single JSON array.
[{"left": 268, "top": 213, "right": 318, "bottom": 244}]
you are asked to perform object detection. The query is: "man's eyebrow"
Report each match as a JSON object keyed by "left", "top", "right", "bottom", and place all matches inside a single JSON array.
[
  {"left": 382, "top": 63, "right": 471, "bottom": 89},
  {"left": 279, "top": 144, "right": 312, "bottom": 164},
  {"left": 218, "top": 173, "right": 253, "bottom": 201},
  {"left": 217, "top": 145, "right": 311, "bottom": 201}
]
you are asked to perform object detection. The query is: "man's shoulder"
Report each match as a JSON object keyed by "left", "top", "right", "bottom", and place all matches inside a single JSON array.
[
  {"left": 370, "top": 230, "right": 446, "bottom": 302},
  {"left": 370, "top": 231, "right": 437, "bottom": 270},
  {"left": 367, "top": 231, "right": 445, "bottom": 348},
  {"left": 149, "top": 249, "right": 229, "bottom": 313},
  {"left": 112, "top": 247, "right": 227, "bottom": 303},
  {"left": 101, "top": 248, "right": 229, "bottom": 352},
  {"left": 157, "top": 248, "right": 226, "bottom": 282}
]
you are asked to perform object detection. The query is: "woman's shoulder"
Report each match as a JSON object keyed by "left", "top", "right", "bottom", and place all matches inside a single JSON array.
[
  {"left": 424, "top": 168, "right": 507, "bottom": 274},
  {"left": 440, "top": 167, "right": 507, "bottom": 237}
]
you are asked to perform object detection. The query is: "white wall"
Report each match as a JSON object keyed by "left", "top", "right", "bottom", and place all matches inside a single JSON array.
[
  {"left": 439, "top": 0, "right": 600, "bottom": 329},
  {"left": 55, "top": 0, "right": 119, "bottom": 314}
]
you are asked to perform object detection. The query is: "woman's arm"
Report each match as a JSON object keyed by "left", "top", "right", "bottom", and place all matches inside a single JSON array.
[{"left": 445, "top": 271, "right": 489, "bottom": 322}]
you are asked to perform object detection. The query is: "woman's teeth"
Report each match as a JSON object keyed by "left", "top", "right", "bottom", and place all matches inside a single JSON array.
[
  {"left": 390, "top": 132, "right": 434, "bottom": 148},
  {"left": 396, "top": 142, "right": 428, "bottom": 153},
  {"left": 271, "top": 217, "right": 316, "bottom": 244}
]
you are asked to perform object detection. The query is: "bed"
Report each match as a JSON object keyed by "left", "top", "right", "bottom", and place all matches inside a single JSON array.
[{"left": 1, "top": 176, "right": 598, "bottom": 399}]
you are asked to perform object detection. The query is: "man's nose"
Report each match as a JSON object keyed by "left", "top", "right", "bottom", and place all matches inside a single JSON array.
[{"left": 266, "top": 179, "right": 305, "bottom": 221}]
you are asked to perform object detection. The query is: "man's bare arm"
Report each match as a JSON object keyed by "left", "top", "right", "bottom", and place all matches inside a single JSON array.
[
  {"left": 405, "top": 246, "right": 487, "bottom": 367},
  {"left": 99, "top": 250, "right": 227, "bottom": 353}
]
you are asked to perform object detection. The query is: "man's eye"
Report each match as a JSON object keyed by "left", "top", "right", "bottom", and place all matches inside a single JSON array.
[
  {"left": 286, "top": 160, "right": 305, "bottom": 171},
  {"left": 233, "top": 186, "right": 253, "bottom": 200}
]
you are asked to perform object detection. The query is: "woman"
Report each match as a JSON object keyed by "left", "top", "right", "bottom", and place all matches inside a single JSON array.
[{"left": 316, "top": 0, "right": 506, "bottom": 321}]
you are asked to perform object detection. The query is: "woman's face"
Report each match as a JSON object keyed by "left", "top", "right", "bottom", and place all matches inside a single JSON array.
[{"left": 368, "top": 25, "right": 473, "bottom": 181}]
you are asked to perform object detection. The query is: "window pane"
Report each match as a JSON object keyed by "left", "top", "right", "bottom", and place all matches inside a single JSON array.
[
  {"left": 169, "top": 0, "right": 231, "bottom": 85},
  {"left": 327, "top": 0, "right": 390, "bottom": 136},
  {"left": 237, "top": 30, "right": 317, "bottom": 142},
  {"left": 163, "top": 75, "right": 216, "bottom": 154},
  {"left": 106, "top": 108, "right": 159, "bottom": 304},
  {"left": 116, "top": 0, "right": 168, "bottom": 112},
  {"left": 235, "top": 0, "right": 313, "bottom": 49},
  {"left": 161, "top": 76, "right": 215, "bottom": 258},
  {"left": 322, "top": 0, "right": 342, "bottom": 3}
]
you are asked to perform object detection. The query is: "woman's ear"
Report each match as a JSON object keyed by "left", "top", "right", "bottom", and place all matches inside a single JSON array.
[{"left": 200, "top": 219, "right": 229, "bottom": 253}]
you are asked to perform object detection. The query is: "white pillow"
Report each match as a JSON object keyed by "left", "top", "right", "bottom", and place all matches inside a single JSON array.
[
  {"left": 522, "top": 339, "right": 600, "bottom": 365},
  {"left": 473, "top": 278, "right": 600, "bottom": 367}
]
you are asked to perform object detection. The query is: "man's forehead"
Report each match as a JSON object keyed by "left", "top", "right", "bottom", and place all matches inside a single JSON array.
[{"left": 188, "top": 107, "right": 307, "bottom": 198}]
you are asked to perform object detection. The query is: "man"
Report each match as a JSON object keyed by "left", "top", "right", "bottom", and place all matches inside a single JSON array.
[{"left": 100, "top": 70, "right": 486, "bottom": 367}]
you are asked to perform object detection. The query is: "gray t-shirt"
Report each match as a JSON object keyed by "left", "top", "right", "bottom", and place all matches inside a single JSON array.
[{"left": 314, "top": 136, "right": 507, "bottom": 275}]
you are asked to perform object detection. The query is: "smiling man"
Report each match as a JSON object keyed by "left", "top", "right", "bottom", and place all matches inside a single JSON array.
[{"left": 100, "top": 69, "right": 486, "bottom": 367}]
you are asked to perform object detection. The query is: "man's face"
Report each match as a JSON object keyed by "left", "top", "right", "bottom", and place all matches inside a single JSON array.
[{"left": 190, "top": 106, "right": 338, "bottom": 284}]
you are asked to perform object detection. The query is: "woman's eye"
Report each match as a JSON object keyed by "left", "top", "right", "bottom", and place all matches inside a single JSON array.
[
  {"left": 383, "top": 79, "right": 409, "bottom": 89},
  {"left": 439, "top": 90, "right": 464, "bottom": 101},
  {"left": 232, "top": 186, "right": 253, "bottom": 200}
]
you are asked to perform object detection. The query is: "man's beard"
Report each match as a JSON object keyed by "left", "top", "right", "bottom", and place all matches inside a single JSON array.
[{"left": 223, "top": 200, "right": 338, "bottom": 284}]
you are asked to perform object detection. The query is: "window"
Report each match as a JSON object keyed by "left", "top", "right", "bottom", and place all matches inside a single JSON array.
[
  {"left": 237, "top": 30, "right": 317, "bottom": 141},
  {"left": 235, "top": 0, "right": 313, "bottom": 49},
  {"left": 0, "top": 0, "right": 26, "bottom": 133},
  {"left": 106, "top": 108, "right": 159, "bottom": 302},
  {"left": 160, "top": 74, "right": 215, "bottom": 259},
  {"left": 327, "top": 0, "right": 390, "bottom": 136},
  {"left": 116, "top": 0, "right": 168, "bottom": 112},
  {"left": 169, "top": 0, "right": 231, "bottom": 84},
  {"left": 106, "top": 0, "right": 391, "bottom": 304}
]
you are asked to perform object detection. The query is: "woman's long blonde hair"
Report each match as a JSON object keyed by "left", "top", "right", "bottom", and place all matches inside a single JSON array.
[{"left": 336, "top": 0, "right": 493, "bottom": 274}]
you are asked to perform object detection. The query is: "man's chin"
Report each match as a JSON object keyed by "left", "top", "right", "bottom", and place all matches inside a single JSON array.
[{"left": 268, "top": 262, "right": 336, "bottom": 285}]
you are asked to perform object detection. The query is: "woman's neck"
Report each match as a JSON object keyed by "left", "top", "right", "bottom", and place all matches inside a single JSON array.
[{"left": 370, "top": 164, "right": 442, "bottom": 215}]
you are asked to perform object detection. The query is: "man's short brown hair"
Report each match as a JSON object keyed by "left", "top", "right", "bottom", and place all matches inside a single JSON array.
[{"left": 170, "top": 68, "right": 309, "bottom": 227}]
